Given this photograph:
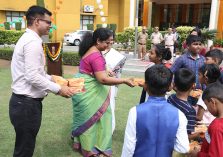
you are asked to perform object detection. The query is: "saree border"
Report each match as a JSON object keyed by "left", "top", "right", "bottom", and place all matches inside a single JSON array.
[{"left": 72, "top": 90, "right": 111, "bottom": 137}]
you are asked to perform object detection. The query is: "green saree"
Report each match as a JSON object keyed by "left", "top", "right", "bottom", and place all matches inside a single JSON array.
[{"left": 72, "top": 73, "right": 112, "bottom": 156}]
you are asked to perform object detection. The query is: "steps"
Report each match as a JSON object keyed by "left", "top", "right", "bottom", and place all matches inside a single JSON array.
[{"left": 121, "top": 55, "right": 154, "bottom": 76}]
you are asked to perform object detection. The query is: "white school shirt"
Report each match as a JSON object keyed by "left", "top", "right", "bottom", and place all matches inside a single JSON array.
[
  {"left": 11, "top": 28, "right": 61, "bottom": 98},
  {"left": 121, "top": 107, "right": 190, "bottom": 157},
  {"left": 197, "top": 95, "right": 216, "bottom": 124}
]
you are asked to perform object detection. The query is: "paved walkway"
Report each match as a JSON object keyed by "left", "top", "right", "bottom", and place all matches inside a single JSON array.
[{"left": 0, "top": 53, "right": 153, "bottom": 77}]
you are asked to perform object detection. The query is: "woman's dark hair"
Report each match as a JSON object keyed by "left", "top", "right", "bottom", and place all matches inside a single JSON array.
[
  {"left": 154, "top": 44, "right": 172, "bottom": 61},
  {"left": 190, "top": 27, "right": 202, "bottom": 37},
  {"left": 199, "top": 64, "right": 221, "bottom": 84},
  {"left": 79, "top": 28, "right": 113, "bottom": 57},
  {"left": 26, "top": 5, "right": 52, "bottom": 26}
]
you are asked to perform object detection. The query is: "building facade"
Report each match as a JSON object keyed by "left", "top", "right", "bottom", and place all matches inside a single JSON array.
[
  {"left": 140, "top": 0, "right": 223, "bottom": 39},
  {"left": 0, "top": 0, "right": 222, "bottom": 41},
  {"left": 0, "top": 0, "right": 132, "bottom": 41}
]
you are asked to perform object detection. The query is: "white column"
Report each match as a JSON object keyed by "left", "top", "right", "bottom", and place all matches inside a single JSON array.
[
  {"left": 129, "top": 0, "right": 135, "bottom": 27},
  {"left": 208, "top": 0, "right": 220, "bottom": 47}
]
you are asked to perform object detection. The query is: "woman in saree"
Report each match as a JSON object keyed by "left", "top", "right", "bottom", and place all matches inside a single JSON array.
[{"left": 71, "top": 28, "right": 134, "bottom": 157}]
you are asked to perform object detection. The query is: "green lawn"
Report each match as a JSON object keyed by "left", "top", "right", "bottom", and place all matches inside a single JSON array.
[{"left": 0, "top": 67, "right": 142, "bottom": 157}]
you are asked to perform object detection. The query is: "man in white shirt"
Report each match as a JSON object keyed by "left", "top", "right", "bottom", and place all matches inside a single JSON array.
[{"left": 9, "top": 6, "right": 76, "bottom": 157}]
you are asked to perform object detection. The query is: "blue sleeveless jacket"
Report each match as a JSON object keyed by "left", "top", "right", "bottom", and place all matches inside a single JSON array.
[{"left": 133, "top": 96, "right": 179, "bottom": 157}]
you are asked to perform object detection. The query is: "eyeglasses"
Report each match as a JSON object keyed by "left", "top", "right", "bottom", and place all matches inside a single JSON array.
[{"left": 37, "top": 18, "right": 52, "bottom": 25}]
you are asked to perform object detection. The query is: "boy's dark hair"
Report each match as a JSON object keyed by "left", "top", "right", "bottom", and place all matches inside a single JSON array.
[
  {"left": 186, "top": 35, "right": 202, "bottom": 46},
  {"left": 145, "top": 65, "right": 173, "bottom": 96},
  {"left": 155, "top": 44, "right": 172, "bottom": 61},
  {"left": 79, "top": 28, "right": 113, "bottom": 57},
  {"left": 205, "top": 49, "right": 223, "bottom": 65},
  {"left": 199, "top": 64, "right": 221, "bottom": 84},
  {"left": 174, "top": 68, "right": 195, "bottom": 92},
  {"left": 26, "top": 5, "right": 52, "bottom": 26},
  {"left": 202, "top": 81, "right": 223, "bottom": 103}
]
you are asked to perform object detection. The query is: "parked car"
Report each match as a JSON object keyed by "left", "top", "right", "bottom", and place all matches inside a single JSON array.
[{"left": 64, "top": 30, "right": 93, "bottom": 46}]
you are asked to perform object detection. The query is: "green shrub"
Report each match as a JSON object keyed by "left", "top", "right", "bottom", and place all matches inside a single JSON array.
[
  {"left": 15, "top": 22, "right": 22, "bottom": 31},
  {"left": 0, "top": 30, "right": 24, "bottom": 45},
  {"left": 0, "top": 48, "right": 81, "bottom": 66},
  {"left": 213, "top": 39, "right": 223, "bottom": 47},
  {"left": 109, "top": 24, "right": 117, "bottom": 33},
  {"left": 4, "top": 22, "right": 10, "bottom": 30},
  {"left": 0, "top": 48, "right": 14, "bottom": 60},
  {"left": 87, "top": 24, "right": 94, "bottom": 30},
  {"left": 96, "top": 24, "right": 102, "bottom": 29},
  {"left": 62, "top": 52, "right": 80, "bottom": 66},
  {"left": 36, "top": 0, "right": 45, "bottom": 7},
  {"left": 201, "top": 28, "right": 217, "bottom": 44}
]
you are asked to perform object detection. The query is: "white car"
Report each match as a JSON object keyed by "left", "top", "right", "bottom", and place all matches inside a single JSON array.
[{"left": 64, "top": 30, "right": 93, "bottom": 46}]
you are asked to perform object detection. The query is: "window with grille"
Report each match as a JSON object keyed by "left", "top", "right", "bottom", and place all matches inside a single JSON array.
[
  {"left": 80, "top": 15, "right": 94, "bottom": 30},
  {"left": 6, "top": 11, "right": 26, "bottom": 28}
]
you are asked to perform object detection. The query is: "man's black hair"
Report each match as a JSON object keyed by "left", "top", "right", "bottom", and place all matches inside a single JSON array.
[{"left": 26, "top": 5, "right": 52, "bottom": 26}]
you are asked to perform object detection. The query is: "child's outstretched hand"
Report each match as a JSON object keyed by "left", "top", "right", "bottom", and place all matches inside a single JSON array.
[{"left": 123, "top": 78, "right": 135, "bottom": 87}]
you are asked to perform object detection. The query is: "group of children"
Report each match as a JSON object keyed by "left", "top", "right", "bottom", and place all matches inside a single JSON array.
[{"left": 121, "top": 34, "right": 223, "bottom": 157}]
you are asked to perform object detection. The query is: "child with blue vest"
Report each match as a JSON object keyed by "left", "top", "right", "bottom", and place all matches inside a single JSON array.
[{"left": 122, "top": 65, "right": 190, "bottom": 157}]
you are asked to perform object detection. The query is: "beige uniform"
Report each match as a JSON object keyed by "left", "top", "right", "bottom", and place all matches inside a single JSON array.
[
  {"left": 137, "top": 32, "right": 148, "bottom": 59},
  {"left": 150, "top": 32, "right": 163, "bottom": 45}
]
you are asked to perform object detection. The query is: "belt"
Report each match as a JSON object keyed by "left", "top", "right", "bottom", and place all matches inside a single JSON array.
[
  {"left": 138, "top": 43, "right": 146, "bottom": 45},
  {"left": 12, "top": 93, "right": 44, "bottom": 102},
  {"left": 165, "top": 45, "right": 174, "bottom": 47}
]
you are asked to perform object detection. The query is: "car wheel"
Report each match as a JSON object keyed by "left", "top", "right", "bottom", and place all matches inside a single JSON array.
[{"left": 74, "top": 39, "right": 80, "bottom": 46}]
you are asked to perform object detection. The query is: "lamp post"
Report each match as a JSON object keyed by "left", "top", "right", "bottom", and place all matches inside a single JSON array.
[{"left": 134, "top": 0, "right": 139, "bottom": 57}]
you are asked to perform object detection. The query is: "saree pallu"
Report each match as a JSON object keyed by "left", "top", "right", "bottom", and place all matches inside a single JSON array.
[{"left": 72, "top": 73, "right": 112, "bottom": 157}]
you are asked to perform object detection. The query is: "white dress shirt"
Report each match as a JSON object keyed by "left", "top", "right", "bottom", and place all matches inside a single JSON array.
[
  {"left": 11, "top": 28, "right": 61, "bottom": 98},
  {"left": 121, "top": 106, "right": 190, "bottom": 157}
]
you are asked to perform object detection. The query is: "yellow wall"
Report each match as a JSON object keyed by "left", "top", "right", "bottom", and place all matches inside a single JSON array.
[
  {"left": 0, "top": 0, "right": 130, "bottom": 40},
  {"left": 0, "top": 1, "right": 35, "bottom": 30},
  {"left": 118, "top": 0, "right": 130, "bottom": 32},
  {"left": 52, "top": 0, "right": 80, "bottom": 41},
  {"left": 0, "top": 0, "right": 35, "bottom": 11},
  {"left": 107, "top": 0, "right": 120, "bottom": 31}
]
